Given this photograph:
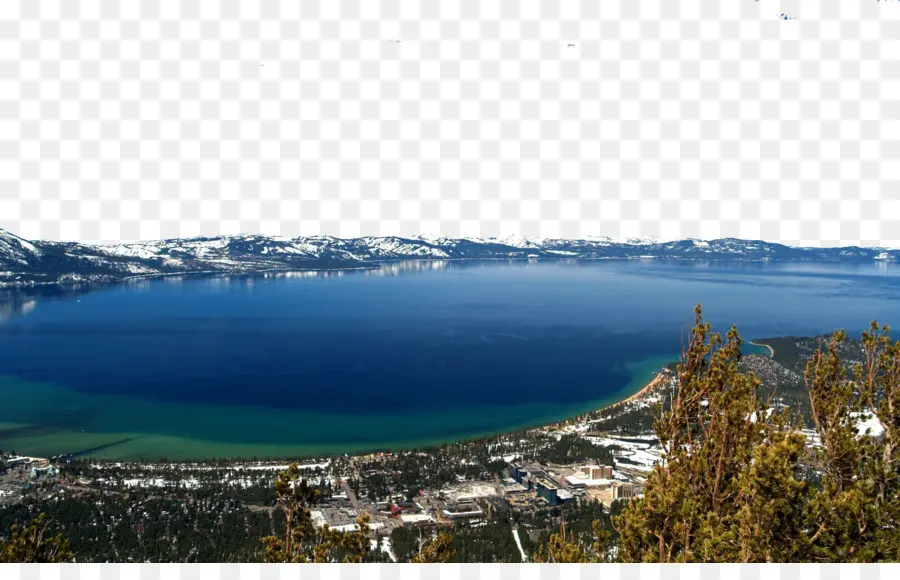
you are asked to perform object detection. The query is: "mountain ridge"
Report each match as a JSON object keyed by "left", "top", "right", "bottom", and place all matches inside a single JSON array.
[{"left": 0, "top": 228, "right": 897, "bottom": 287}]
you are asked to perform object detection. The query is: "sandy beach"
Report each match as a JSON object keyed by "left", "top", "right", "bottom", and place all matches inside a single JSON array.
[
  {"left": 599, "top": 369, "right": 673, "bottom": 413},
  {"left": 549, "top": 368, "right": 675, "bottom": 430},
  {"left": 749, "top": 340, "right": 775, "bottom": 357}
]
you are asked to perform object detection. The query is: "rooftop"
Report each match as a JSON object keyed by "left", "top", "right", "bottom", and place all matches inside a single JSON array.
[{"left": 399, "top": 513, "right": 434, "bottom": 524}]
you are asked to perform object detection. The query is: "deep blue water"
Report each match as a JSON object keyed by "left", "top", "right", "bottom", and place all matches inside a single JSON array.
[{"left": 1, "top": 259, "right": 899, "bottom": 459}]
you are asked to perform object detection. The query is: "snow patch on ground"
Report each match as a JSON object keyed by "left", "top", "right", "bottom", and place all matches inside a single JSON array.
[
  {"left": 512, "top": 528, "right": 527, "bottom": 562},
  {"left": 585, "top": 436, "right": 664, "bottom": 472},
  {"left": 122, "top": 477, "right": 201, "bottom": 489},
  {"left": 852, "top": 412, "right": 885, "bottom": 438},
  {"left": 381, "top": 536, "right": 397, "bottom": 562}
]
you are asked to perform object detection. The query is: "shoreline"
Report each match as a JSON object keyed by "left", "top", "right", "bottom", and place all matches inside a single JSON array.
[
  {"left": 2, "top": 368, "right": 678, "bottom": 462},
  {"left": 592, "top": 368, "right": 673, "bottom": 415},
  {"left": 2, "top": 358, "right": 679, "bottom": 462},
  {"left": 548, "top": 366, "right": 675, "bottom": 430},
  {"left": 622, "top": 371, "right": 669, "bottom": 403},
  {"left": 0, "top": 253, "right": 865, "bottom": 290},
  {"left": 575, "top": 336, "right": 775, "bottom": 426},
  {"left": 749, "top": 340, "right": 775, "bottom": 358}
]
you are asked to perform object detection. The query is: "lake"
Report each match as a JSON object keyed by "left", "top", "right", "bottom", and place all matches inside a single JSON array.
[{"left": 2, "top": 259, "right": 900, "bottom": 460}]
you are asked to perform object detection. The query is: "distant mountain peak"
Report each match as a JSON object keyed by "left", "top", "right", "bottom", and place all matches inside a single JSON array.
[
  {"left": 0, "top": 227, "right": 42, "bottom": 262},
  {"left": 0, "top": 228, "right": 898, "bottom": 288}
]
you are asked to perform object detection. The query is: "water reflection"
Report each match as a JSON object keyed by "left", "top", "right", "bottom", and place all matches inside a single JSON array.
[
  {"left": 0, "top": 263, "right": 453, "bottom": 321},
  {"left": 122, "top": 279, "right": 152, "bottom": 292},
  {"left": 368, "top": 260, "right": 449, "bottom": 277},
  {"left": 0, "top": 284, "right": 102, "bottom": 323},
  {"left": 2, "top": 258, "right": 898, "bottom": 325},
  {"left": 0, "top": 298, "right": 37, "bottom": 323},
  {"left": 259, "top": 270, "right": 346, "bottom": 280}
]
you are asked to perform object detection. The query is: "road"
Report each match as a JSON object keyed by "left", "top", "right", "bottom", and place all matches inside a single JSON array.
[{"left": 341, "top": 477, "right": 360, "bottom": 509}]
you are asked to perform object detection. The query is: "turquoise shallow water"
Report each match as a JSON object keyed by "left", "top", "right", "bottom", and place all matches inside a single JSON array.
[
  {"left": 0, "top": 354, "right": 673, "bottom": 460},
  {"left": 1, "top": 259, "right": 898, "bottom": 460}
]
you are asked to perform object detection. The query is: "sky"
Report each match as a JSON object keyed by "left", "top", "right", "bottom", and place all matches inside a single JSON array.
[{"left": 0, "top": 1, "right": 898, "bottom": 248}]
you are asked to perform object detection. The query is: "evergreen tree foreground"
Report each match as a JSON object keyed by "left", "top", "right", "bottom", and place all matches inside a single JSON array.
[
  {"left": 0, "top": 513, "right": 74, "bottom": 563},
  {"left": 538, "top": 306, "right": 899, "bottom": 563}
]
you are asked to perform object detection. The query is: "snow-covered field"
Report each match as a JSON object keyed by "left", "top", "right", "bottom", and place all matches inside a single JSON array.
[{"left": 583, "top": 435, "right": 664, "bottom": 472}]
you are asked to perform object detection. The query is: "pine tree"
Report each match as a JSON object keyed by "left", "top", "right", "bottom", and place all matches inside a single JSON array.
[
  {"left": 261, "top": 464, "right": 372, "bottom": 563},
  {"left": 409, "top": 532, "right": 454, "bottom": 563},
  {"left": 0, "top": 513, "right": 74, "bottom": 563},
  {"left": 612, "top": 308, "right": 899, "bottom": 562},
  {"left": 532, "top": 520, "right": 611, "bottom": 563},
  {"left": 803, "top": 324, "right": 900, "bottom": 561},
  {"left": 614, "top": 305, "right": 809, "bottom": 562}
]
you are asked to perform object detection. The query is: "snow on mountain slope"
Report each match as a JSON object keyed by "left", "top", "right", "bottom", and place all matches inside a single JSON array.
[
  {"left": 2, "top": 227, "right": 900, "bottom": 287},
  {"left": 352, "top": 236, "right": 451, "bottom": 259},
  {"left": 103, "top": 243, "right": 165, "bottom": 260},
  {"left": 0, "top": 229, "right": 42, "bottom": 265},
  {"left": 413, "top": 234, "right": 450, "bottom": 245},
  {"left": 94, "top": 235, "right": 368, "bottom": 266},
  {"left": 497, "top": 235, "right": 545, "bottom": 249},
  {"left": 623, "top": 236, "right": 664, "bottom": 246}
]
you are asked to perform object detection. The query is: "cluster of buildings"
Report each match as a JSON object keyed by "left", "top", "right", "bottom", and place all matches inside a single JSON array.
[
  {"left": 507, "top": 463, "right": 572, "bottom": 506},
  {"left": 3, "top": 455, "right": 58, "bottom": 479},
  {"left": 309, "top": 481, "right": 502, "bottom": 537},
  {"left": 405, "top": 481, "right": 501, "bottom": 525},
  {"left": 311, "top": 505, "right": 388, "bottom": 533},
  {"left": 506, "top": 462, "right": 642, "bottom": 507},
  {"left": 0, "top": 455, "right": 60, "bottom": 504},
  {"left": 310, "top": 490, "right": 390, "bottom": 533}
]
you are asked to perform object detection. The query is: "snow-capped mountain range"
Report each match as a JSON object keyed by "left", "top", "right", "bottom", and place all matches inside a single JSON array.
[{"left": 0, "top": 228, "right": 897, "bottom": 287}]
